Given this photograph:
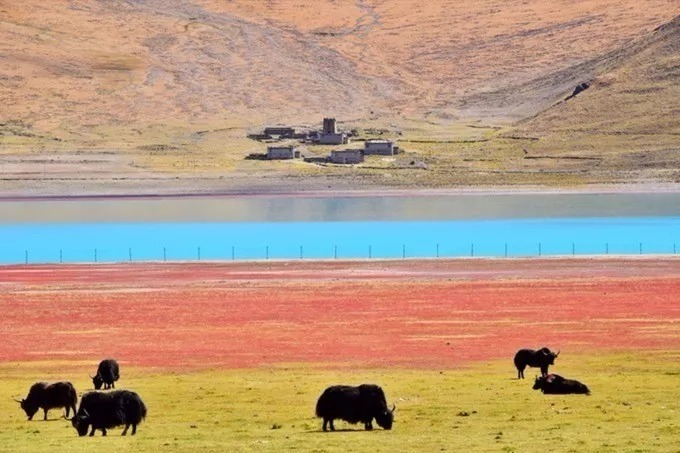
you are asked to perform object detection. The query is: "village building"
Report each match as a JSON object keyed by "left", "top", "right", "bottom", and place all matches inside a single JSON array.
[
  {"left": 364, "top": 139, "right": 398, "bottom": 155},
  {"left": 317, "top": 117, "right": 350, "bottom": 145},
  {"left": 319, "top": 132, "right": 350, "bottom": 145},
  {"left": 264, "top": 126, "right": 295, "bottom": 138},
  {"left": 330, "top": 149, "right": 363, "bottom": 164},
  {"left": 267, "top": 145, "right": 298, "bottom": 160}
]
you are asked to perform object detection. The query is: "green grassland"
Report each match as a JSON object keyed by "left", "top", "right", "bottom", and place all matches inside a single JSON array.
[{"left": 1, "top": 352, "right": 679, "bottom": 452}]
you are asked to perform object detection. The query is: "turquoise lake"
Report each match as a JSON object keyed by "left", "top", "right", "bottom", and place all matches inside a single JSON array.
[{"left": 1, "top": 193, "right": 679, "bottom": 264}]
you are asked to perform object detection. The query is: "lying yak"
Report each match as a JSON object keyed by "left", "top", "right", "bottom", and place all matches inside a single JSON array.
[
  {"left": 15, "top": 381, "right": 77, "bottom": 421},
  {"left": 514, "top": 347, "right": 559, "bottom": 379},
  {"left": 316, "top": 384, "right": 395, "bottom": 432},
  {"left": 533, "top": 374, "right": 591, "bottom": 395},
  {"left": 91, "top": 358, "right": 120, "bottom": 390},
  {"left": 72, "top": 390, "right": 147, "bottom": 436}
]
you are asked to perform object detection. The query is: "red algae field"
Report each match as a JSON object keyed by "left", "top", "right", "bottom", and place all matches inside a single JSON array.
[{"left": 1, "top": 259, "right": 679, "bottom": 370}]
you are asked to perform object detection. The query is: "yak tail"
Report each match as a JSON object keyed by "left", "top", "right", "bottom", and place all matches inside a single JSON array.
[{"left": 139, "top": 399, "right": 148, "bottom": 420}]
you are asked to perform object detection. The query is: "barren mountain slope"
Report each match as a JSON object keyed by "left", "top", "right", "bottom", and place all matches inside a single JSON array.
[
  {"left": 501, "top": 16, "right": 680, "bottom": 181},
  {"left": 0, "top": 1, "right": 678, "bottom": 194},
  {"left": 211, "top": 0, "right": 677, "bottom": 120},
  {"left": 1, "top": 1, "right": 675, "bottom": 137}
]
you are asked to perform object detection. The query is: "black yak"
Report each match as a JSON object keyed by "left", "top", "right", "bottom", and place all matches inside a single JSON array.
[
  {"left": 533, "top": 374, "right": 591, "bottom": 395},
  {"left": 15, "top": 381, "right": 77, "bottom": 420},
  {"left": 315, "top": 384, "right": 395, "bottom": 432},
  {"left": 71, "top": 390, "right": 147, "bottom": 436},
  {"left": 514, "top": 347, "right": 559, "bottom": 379},
  {"left": 91, "top": 359, "right": 120, "bottom": 390}
]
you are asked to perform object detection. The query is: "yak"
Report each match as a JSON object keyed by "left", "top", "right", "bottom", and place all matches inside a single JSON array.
[
  {"left": 514, "top": 347, "right": 559, "bottom": 379},
  {"left": 533, "top": 374, "right": 591, "bottom": 395},
  {"left": 71, "top": 390, "right": 147, "bottom": 436},
  {"left": 91, "top": 359, "right": 120, "bottom": 390},
  {"left": 15, "top": 381, "right": 77, "bottom": 421},
  {"left": 315, "top": 384, "right": 395, "bottom": 432}
]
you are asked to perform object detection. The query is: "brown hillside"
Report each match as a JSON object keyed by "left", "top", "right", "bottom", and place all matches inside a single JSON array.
[
  {"left": 502, "top": 15, "right": 680, "bottom": 183},
  {"left": 0, "top": 1, "right": 678, "bottom": 194}
]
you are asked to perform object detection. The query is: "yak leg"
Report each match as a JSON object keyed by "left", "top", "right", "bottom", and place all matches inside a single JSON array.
[
  {"left": 540, "top": 365, "right": 548, "bottom": 377},
  {"left": 122, "top": 424, "right": 129, "bottom": 435},
  {"left": 365, "top": 421, "right": 373, "bottom": 430},
  {"left": 517, "top": 366, "right": 525, "bottom": 379},
  {"left": 43, "top": 408, "right": 48, "bottom": 420},
  {"left": 101, "top": 427, "right": 107, "bottom": 436},
  {"left": 329, "top": 420, "right": 335, "bottom": 431},
  {"left": 322, "top": 419, "right": 328, "bottom": 432},
  {"left": 89, "top": 427, "right": 96, "bottom": 437},
  {"left": 131, "top": 424, "right": 137, "bottom": 435}
]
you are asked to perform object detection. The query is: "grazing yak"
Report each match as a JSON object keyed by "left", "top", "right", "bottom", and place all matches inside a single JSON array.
[
  {"left": 72, "top": 390, "right": 147, "bottom": 436},
  {"left": 15, "top": 381, "right": 77, "bottom": 420},
  {"left": 91, "top": 359, "right": 120, "bottom": 390},
  {"left": 514, "top": 347, "right": 559, "bottom": 379},
  {"left": 533, "top": 374, "right": 591, "bottom": 395},
  {"left": 315, "top": 384, "right": 395, "bottom": 432}
]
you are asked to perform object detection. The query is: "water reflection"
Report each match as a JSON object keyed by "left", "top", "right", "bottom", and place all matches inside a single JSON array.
[{"left": 1, "top": 192, "right": 680, "bottom": 224}]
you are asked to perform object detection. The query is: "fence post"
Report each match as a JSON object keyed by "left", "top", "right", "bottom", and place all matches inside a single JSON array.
[
  {"left": 505, "top": 243, "right": 508, "bottom": 258},
  {"left": 471, "top": 243, "right": 474, "bottom": 257},
  {"left": 675, "top": 243, "right": 677, "bottom": 254},
  {"left": 334, "top": 245, "right": 337, "bottom": 259},
  {"left": 300, "top": 245, "right": 303, "bottom": 260},
  {"left": 164, "top": 247, "right": 167, "bottom": 261},
  {"left": 606, "top": 243, "right": 608, "bottom": 255},
  {"left": 94, "top": 248, "right": 97, "bottom": 263},
  {"left": 198, "top": 246, "right": 201, "bottom": 260},
  {"left": 266, "top": 246, "right": 269, "bottom": 260},
  {"left": 436, "top": 243, "right": 439, "bottom": 258},
  {"left": 232, "top": 246, "right": 235, "bottom": 261},
  {"left": 639, "top": 242, "right": 642, "bottom": 254},
  {"left": 369, "top": 245, "right": 372, "bottom": 259},
  {"left": 25, "top": 250, "right": 28, "bottom": 264},
  {"left": 129, "top": 248, "right": 132, "bottom": 262},
  {"left": 402, "top": 244, "right": 406, "bottom": 259},
  {"left": 538, "top": 242, "right": 542, "bottom": 257},
  {"left": 572, "top": 243, "right": 575, "bottom": 256},
  {"left": 60, "top": 249, "right": 63, "bottom": 264}
]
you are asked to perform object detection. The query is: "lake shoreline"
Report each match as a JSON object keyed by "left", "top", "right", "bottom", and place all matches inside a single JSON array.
[{"left": 2, "top": 182, "right": 680, "bottom": 202}]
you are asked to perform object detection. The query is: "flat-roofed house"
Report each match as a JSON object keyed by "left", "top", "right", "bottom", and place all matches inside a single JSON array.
[
  {"left": 319, "top": 132, "right": 350, "bottom": 145},
  {"left": 330, "top": 149, "right": 363, "bottom": 164},
  {"left": 264, "top": 126, "right": 295, "bottom": 138},
  {"left": 267, "top": 145, "right": 298, "bottom": 160},
  {"left": 364, "top": 139, "right": 397, "bottom": 155}
]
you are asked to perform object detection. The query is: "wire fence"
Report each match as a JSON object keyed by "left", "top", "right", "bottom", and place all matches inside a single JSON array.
[{"left": 5, "top": 241, "right": 679, "bottom": 265}]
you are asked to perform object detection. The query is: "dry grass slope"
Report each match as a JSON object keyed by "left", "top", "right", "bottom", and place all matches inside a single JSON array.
[{"left": 0, "top": 1, "right": 678, "bottom": 194}]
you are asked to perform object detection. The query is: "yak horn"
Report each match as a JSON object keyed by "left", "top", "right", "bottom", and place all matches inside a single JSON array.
[
  {"left": 13, "top": 397, "right": 22, "bottom": 403},
  {"left": 555, "top": 350, "right": 560, "bottom": 357},
  {"left": 390, "top": 404, "right": 396, "bottom": 412}
]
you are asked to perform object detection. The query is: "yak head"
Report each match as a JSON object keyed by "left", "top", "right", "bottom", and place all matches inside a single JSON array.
[
  {"left": 532, "top": 376, "right": 547, "bottom": 391},
  {"left": 375, "top": 404, "right": 396, "bottom": 430},
  {"left": 91, "top": 374, "right": 103, "bottom": 390},
  {"left": 15, "top": 398, "right": 39, "bottom": 420},
  {"left": 540, "top": 348, "right": 559, "bottom": 365},
  {"left": 71, "top": 410, "right": 91, "bottom": 436}
]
